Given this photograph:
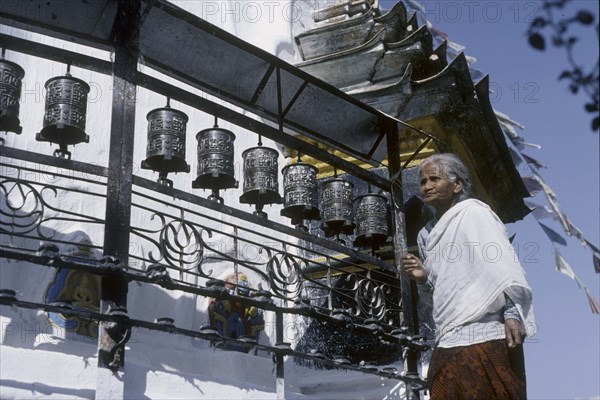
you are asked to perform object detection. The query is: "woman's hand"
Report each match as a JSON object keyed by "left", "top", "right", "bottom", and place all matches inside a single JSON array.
[
  {"left": 505, "top": 318, "right": 526, "bottom": 348},
  {"left": 402, "top": 253, "right": 428, "bottom": 284}
]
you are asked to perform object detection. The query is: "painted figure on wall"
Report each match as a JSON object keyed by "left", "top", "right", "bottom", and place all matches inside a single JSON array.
[
  {"left": 45, "top": 239, "right": 100, "bottom": 338},
  {"left": 207, "top": 272, "right": 265, "bottom": 352}
]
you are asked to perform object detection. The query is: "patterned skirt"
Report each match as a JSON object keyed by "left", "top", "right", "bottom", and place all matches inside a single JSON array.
[{"left": 427, "top": 339, "right": 527, "bottom": 400}]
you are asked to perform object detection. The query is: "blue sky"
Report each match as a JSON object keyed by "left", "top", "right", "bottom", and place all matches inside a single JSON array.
[{"left": 379, "top": 0, "right": 599, "bottom": 398}]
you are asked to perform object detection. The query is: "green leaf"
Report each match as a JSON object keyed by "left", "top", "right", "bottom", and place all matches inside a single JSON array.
[
  {"left": 576, "top": 10, "right": 594, "bottom": 25},
  {"left": 558, "top": 70, "right": 572, "bottom": 80},
  {"left": 552, "top": 35, "right": 564, "bottom": 46},
  {"left": 529, "top": 33, "right": 546, "bottom": 50},
  {"left": 532, "top": 17, "right": 548, "bottom": 28}
]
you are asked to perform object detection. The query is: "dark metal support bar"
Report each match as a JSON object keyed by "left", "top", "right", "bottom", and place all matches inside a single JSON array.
[
  {"left": 1, "top": 146, "right": 109, "bottom": 177},
  {"left": 0, "top": 33, "right": 112, "bottom": 75},
  {"left": 250, "top": 64, "right": 275, "bottom": 105},
  {"left": 276, "top": 66, "right": 283, "bottom": 133},
  {"left": 0, "top": 6, "right": 114, "bottom": 50},
  {"left": 385, "top": 120, "right": 420, "bottom": 400},
  {"left": 282, "top": 81, "right": 308, "bottom": 118},
  {"left": 402, "top": 137, "right": 433, "bottom": 170},
  {"left": 366, "top": 130, "right": 387, "bottom": 160},
  {"left": 275, "top": 310, "right": 285, "bottom": 400},
  {"left": 102, "top": 0, "right": 139, "bottom": 263},
  {"left": 98, "top": 0, "right": 140, "bottom": 372}
]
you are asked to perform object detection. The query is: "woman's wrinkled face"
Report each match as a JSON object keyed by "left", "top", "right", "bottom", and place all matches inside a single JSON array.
[{"left": 419, "top": 163, "right": 463, "bottom": 213}]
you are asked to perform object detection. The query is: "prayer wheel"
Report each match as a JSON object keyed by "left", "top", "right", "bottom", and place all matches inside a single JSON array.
[
  {"left": 281, "top": 163, "right": 320, "bottom": 226},
  {"left": 141, "top": 106, "right": 190, "bottom": 186},
  {"left": 192, "top": 124, "right": 238, "bottom": 202},
  {"left": 36, "top": 72, "right": 90, "bottom": 158},
  {"left": 321, "top": 178, "right": 355, "bottom": 237},
  {"left": 353, "top": 193, "right": 389, "bottom": 250},
  {"left": 239, "top": 146, "right": 282, "bottom": 218},
  {"left": 0, "top": 58, "right": 25, "bottom": 135}
]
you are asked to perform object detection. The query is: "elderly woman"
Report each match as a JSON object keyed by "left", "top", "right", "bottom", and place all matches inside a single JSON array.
[{"left": 402, "top": 153, "right": 535, "bottom": 399}]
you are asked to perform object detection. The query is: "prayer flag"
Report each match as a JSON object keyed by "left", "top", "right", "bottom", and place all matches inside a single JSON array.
[
  {"left": 533, "top": 173, "right": 571, "bottom": 235},
  {"left": 508, "top": 147, "right": 523, "bottom": 167},
  {"left": 539, "top": 222, "right": 567, "bottom": 246},
  {"left": 522, "top": 176, "right": 543, "bottom": 194},
  {"left": 584, "top": 239, "right": 600, "bottom": 256},
  {"left": 585, "top": 289, "right": 600, "bottom": 314},
  {"left": 523, "top": 154, "right": 547, "bottom": 169},
  {"left": 502, "top": 124, "right": 520, "bottom": 140},
  {"left": 554, "top": 249, "right": 582, "bottom": 288},
  {"left": 495, "top": 110, "right": 525, "bottom": 131},
  {"left": 525, "top": 200, "right": 555, "bottom": 220},
  {"left": 511, "top": 137, "right": 542, "bottom": 150},
  {"left": 564, "top": 217, "right": 599, "bottom": 254}
]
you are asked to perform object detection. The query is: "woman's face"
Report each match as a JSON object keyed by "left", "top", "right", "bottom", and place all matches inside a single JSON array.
[{"left": 419, "top": 163, "right": 463, "bottom": 213}]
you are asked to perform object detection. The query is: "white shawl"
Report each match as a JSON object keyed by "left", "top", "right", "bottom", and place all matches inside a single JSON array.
[{"left": 422, "top": 199, "right": 535, "bottom": 343}]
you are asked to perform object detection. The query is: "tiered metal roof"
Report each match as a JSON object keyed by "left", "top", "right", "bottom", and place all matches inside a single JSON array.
[{"left": 293, "top": 0, "right": 530, "bottom": 223}]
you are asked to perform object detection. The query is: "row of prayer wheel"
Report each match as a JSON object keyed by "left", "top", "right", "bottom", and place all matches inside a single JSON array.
[
  {"left": 0, "top": 58, "right": 389, "bottom": 250},
  {"left": 142, "top": 106, "right": 389, "bottom": 250}
]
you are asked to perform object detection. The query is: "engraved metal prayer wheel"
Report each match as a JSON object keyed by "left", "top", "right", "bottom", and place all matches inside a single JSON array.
[
  {"left": 239, "top": 146, "right": 282, "bottom": 218},
  {"left": 0, "top": 57, "right": 25, "bottom": 135},
  {"left": 281, "top": 163, "right": 320, "bottom": 227},
  {"left": 36, "top": 70, "right": 90, "bottom": 158},
  {"left": 353, "top": 193, "right": 389, "bottom": 251},
  {"left": 141, "top": 103, "right": 190, "bottom": 186},
  {"left": 192, "top": 122, "right": 238, "bottom": 203},
  {"left": 321, "top": 178, "right": 355, "bottom": 237}
]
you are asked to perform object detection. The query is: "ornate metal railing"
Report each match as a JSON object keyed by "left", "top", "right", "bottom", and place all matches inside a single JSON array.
[
  {"left": 1, "top": 146, "right": 415, "bottom": 331},
  {"left": 1, "top": 148, "right": 427, "bottom": 387}
]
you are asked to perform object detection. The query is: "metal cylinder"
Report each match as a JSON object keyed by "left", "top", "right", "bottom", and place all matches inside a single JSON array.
[
  {"left": 281, "top": 163, "right": 320, "bottom": 224},
  {"left": 142, "top": 107, "right": 190, "bottom": 174},
  {"left": 239, "top": 146, "right": 282, "bottom": 206},
  {"left": 0, "top": 59, "right": 25, "bottom": 134},
  {"left": 37, "top": 74, "right": 90, "bottom": 146},
  {"left": 321, "top": 178, "right": 355, "bottom": 236},
  {"left": 192, "top": 126, "right": 237, "bottom": 190},
  {"left": 353, "top": 193, "right": 389, "bottom": 248}
]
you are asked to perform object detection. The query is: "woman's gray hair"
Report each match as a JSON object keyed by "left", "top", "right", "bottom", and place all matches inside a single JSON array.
[{"left": 418, "top": 153, "right": 472, "bottom": 202}]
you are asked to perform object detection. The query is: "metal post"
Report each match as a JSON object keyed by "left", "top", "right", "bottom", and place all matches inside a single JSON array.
[
  {"left": 275, "top": 310, "right": 285, "bottom": 400},
  {"left": 96, "top": 0, "right": 140, "bottom": 397},
  {"left": 385, "top": 120, "right": 420, "bottom": 399}
]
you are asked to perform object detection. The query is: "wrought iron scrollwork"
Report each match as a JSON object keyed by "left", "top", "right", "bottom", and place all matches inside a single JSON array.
[
  {"left": 345, "top": 271, "right": 393, "bottom": 322},
  {"left": 266, "top": 252, "right": 306, "bottom": 300},
  {"left": 129, "top": 195, "right": 400, "bottom": 325},
  {"left": 159, "top": 218, "right": 204, "bottom": 270},
  {"left": 0, "top": 179, "right": 46, "bottom": 235},
  {"left": 132, "top": 212, "right": 206, "bottom": 272},
  {"left": 1, "top": 178, "right": 103, "bottom": 242}
]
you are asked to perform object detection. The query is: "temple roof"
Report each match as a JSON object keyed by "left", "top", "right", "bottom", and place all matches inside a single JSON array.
[{"left": 294, "top": 0, "right": 530, "bottom": 223}]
